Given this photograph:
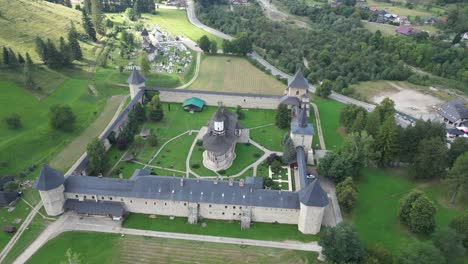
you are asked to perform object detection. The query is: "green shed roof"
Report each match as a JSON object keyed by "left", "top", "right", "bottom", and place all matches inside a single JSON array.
[{"left": 182, "top": 97, "right": 205, "bottom": 108}]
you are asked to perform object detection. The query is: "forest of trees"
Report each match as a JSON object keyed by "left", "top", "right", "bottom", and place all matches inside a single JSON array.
[{"left": 196, "top": 1, "right": 468, "bottom": 91}]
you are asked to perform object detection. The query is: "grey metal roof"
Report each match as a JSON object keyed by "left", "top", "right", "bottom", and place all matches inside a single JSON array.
[
  {"left": 64, "top": 199, "right": 125, "bottom": 216},
  {"left": 291, "top": 121, "right": 315, "bottom": 135},
  {"left": 203, "top": 108, "right": 241, "bottom": 154},
  {"left": 279, "top": 95, "right": 301, "bottom": 106},
  {"left": 34, "top": 164, "right": 65, "bottom": 191},
  {"left": 296, "top": 147, "right": 329, "bottom": 207},
  {"left": 298, "top": 180, "right": 329, "bottom": 207},
  {"left": 245, "top": 176, "right": 263, "bottom": 189},
  {"left": 141, "top": 28, "right": 149, "bottom": 36},
  {"left": 288, "top": 70, "right": 309, "bottom": 90},
  {"left": 0, "top": 191, "right": 19, "bottom": 206},
  {"left": 64, "top": 175, "right": 300, "bottom": 209},
  {"left": 127, "top": 68, "right": 146, "bottom": 85},
  {"left": 298, "top": 107, "right": 308, "bottom": 128},
  {"left": 439, "top": 99, "right": 468, "bottom": 122}
]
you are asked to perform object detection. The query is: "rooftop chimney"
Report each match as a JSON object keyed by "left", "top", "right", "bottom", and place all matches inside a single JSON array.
[
  {"left": 180, "top": 178, "right": 184, "bottom": 187},
  {"left": 228, "top": 177, "right": 234, "bottom": 186},
  {"left": 239, "top": 179, "right": 244, "bottom": 187},
  {"left": 214, "top": 176, "right": 218, "bottom": 185}
]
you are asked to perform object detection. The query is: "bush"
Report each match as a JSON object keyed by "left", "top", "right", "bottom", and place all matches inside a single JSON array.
[
  {"left": 319, "top": 223, "right": 365, "bottom": 263},
  {"left": 253, "top": 153, "right": 262, "bottom": 158},
  {"left": 49, "top": 105, "right": 76, "bottom": 132},
  {"left": 148, "top": 135, "right": 158, "bottom": 147},
  {"left": 4, "top": 113, "right": 22, "bottom": 129},
  {"left": 218, "top": 170, "right": 226, "bottom": 175},
  {"left": 270, "top": 160, "right": 282, "bottom": 174},
  {"left": 191, "top": 163, "right": 200, "bottom": 169},
  {"left": 450, "top": 210, "right": 468, "bottom": 248},
  {"left": 196, "top": 140, "right": 203, "bottom": 147},
  {"left": 336, "top": 177, "right": 357, "bottom": 213},
  {"left": 4, "top": 181, "right": 19, "bottom": 192},
  {"left": 399, "top": 190, "right": 436, "bottom": 234}
]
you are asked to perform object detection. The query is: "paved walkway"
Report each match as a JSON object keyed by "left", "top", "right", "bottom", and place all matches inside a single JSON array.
[
  {"left": 14, "top": 213, "right": 324, "bottom": 264},
  {"left": 176, "top": 52, "right": 201, "bottom": 89}
]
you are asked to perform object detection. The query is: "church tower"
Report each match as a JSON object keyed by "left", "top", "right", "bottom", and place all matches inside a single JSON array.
[
  {"left": 127, "top": 68, "right": 146, "bottom": 99},
  {"left": 34, "top": 164, "right": 66, "bottom": 216}
]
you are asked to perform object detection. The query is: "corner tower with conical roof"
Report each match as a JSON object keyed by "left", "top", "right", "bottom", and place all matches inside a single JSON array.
[
  {"left": 34, "top": 164, "right": 66, "bottom": 216},
  {"left": 127, "top": 67, "right": 146, "bottom": 99}
]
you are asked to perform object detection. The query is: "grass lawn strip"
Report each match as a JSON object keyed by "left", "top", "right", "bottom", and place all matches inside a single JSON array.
[
  {"left": 27, "top": 232, "right": 318, "bottom": 264},
  {"left": 311, "top": 95, "right": 345, "bottom": 150},
  {"left": 123, "top": 214, "right": 318, "bottom": 242}
]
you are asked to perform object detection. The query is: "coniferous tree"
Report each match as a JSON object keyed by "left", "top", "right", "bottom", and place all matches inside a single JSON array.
[
  {"left": 275, "top": 104, "right": 290, "bottom": 129},
  {"left": 83, "top": 0, "right": 92, "bottom": 14},
  {"left": 59, "top": 37, "right": 73, "bottom": 66},
  {"left": 91, "top": 0, "right": 104, "bottom": 34},
  {"left": 68, "top": 22, "right": 83, "bottom": 60},
  {"left": 149, "top": 95, "right": 164, "bottom": 122},
  {"left": 45, "top": 39, "right": 64, "bottom": 68},
  {"left": 35, "top": 37, "right": 47, "bottom": 62},
  {"left": 375, "top": 118, "right": 397, "bottom": 166},
  {"left": 446, "top": 152, "right": 468, "bottom": 204},
  {"left": 82, "top": 10, "right": 97, "bottom": 41},
  {"left": 140, "top": 52, "right": 151, "bottom": 75},
  {"left": 64, "top": 0, "right": 72, "bottom": 7},
  {"left": 86, "top": 138, "right": 109, "bottom": 175},
  {"left": 24, "top": 58, "right": 35, "bottom": 90},
  {"left": 8, "top": 48, "right": 18, "bottom": 67},
  {"left": 17, "top": 53, "right": 25, "bottom": 64},
  {"left": 25, "top": 52, "right": 33, "bottom": 65},
  {"left": 2, "top": 46, "right": 9, "bottom": 65},
  {"left": 282, "top": 137, "right": 296, "bottom": 164}
]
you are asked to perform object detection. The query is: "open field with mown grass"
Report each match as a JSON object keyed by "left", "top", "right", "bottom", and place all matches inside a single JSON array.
[
  {"left": 189, "top": 56, "right": 286, "bottom": 95},
  {"left": 124, "top": 214, "right": 319, "bottom": 242},
  {"left": 351, "top": 168, "right": 467, "bottom": 253},
  {"left": 0, "top": 0, "right": 96, "bottom": 61},
  {"left": 358, "top": 0, "right": 435, "bottom": 17},
  {"left": 312, "top": 95, "right": 345, "bottom": 150},
  {"left": 27, "top": 231, "right": 318, "bottom": 264},
  {"left": 362, "top": 21, "right": 397, "bottom": 36}
]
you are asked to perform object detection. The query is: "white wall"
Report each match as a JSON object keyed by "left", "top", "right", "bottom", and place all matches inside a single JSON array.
[{"left": 298, "top": 204, "right": 325, "bottom": 234}]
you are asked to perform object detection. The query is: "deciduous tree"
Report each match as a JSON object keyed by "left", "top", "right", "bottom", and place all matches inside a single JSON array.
[
  {"left": 396, "top": 241, "right": 445, "bottom": 264},
  {"left": 336, "top": 177, "right": 358, "bottom": 213},
  {"left": 316, "top": 79, "right": 332, "bottom": 98},
  {"left": 410, "top": 137, "right": 447, "bottom": 179},
  {"left": 319, "top": 223, "right": 365, "bottom": 263},
  {"left": 432, "top": 228, "right": 466, "bottom": 262},
  {"left": 49, "top": 105, "right": 76, "bottom": 132},
  {"left": 450, "top": 210, "right": 468, "bottom": 248},
  {"left": 86, "top": 138, "right": 109, "bottom": 175},
  {"left": 446, "top": 152, "right": 468, "bottom": 204},
  {"left": 198, "top": 35, "right": 211, "bottom": 53},
  {"left": 275, "top": 104, "right": 290, "bottom": 129}
]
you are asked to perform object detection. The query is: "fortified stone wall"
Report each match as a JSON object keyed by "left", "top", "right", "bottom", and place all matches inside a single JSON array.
[
  {"left": 66, "top": 192, "right": 300, "bottom": 225},
  {"left": 148, "top": 88, "right": 281, "bottom": 110}
]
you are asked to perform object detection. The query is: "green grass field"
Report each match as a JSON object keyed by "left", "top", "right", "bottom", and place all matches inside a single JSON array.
[
  {"left": 358, "top": 0, "right": 434, "bottom": 17},
  {"left": 189, "top": 55, "right": 286, "bottom": 95},
  {"left": 312, "top": 95, "right": 346, "bottom": 150},
  {"left": 351, "top": 168, "right": 466, "bottom": 253},
  {"left": 250, "top": 125, "right": 288, "bottom": 152},
  {"left": 362, "top": 21, "right": 397, "bottom": 36},
  {"left": 0, "top": 0, "right": 96, "bottom": 61},
  {"left": 27, "top": 231, "right": 318, "bottom": 264},
  {"left": 123, "top": 214, "right": 318, "bottom": 242},
  {"left": 150, "top": 134, "right": 196, "bottom": 171}
]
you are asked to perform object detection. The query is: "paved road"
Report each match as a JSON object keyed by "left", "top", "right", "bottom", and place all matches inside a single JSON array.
[
  {"left": 186, "top": 0, "right": 233, "bottom": 41},
  {"left": 14, "top": 213, "right": 324, "bottom": 263}
]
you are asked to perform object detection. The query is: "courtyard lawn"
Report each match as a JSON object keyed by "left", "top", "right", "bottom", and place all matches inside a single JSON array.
[
  {"left": 149, "top": 134, "right": 196, "bottom": 171},
  {"left": 141, "top": 10, "right": 223, "bottom": 45},
  {"left": 28, "top": 232, "right": 318, "bottom": 264},
  {"left": 312, "top": 95, "right": 345, "bottom": 151},
  {"left": 250, "top": 125, "right": 288, "bottom": 152},
  {"left": 109, "top": 161, "right": 146, "bottom": 179},
  {"left": 351, "top": 168, "right": 466, "bottom": 252},
  {"left": 189, "top": 55, "right": 286, "bottom": 95},
  {"left": 123, "top": 213, "right": 318, "bottom": 242},
  {"left": 189, "top": 144, "right": 216, "bottom": 176},
  {"left": 239, "top": 109, "right": 277, "bottom": 128}
]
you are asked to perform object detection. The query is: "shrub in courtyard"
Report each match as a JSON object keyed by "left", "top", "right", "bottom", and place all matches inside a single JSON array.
[
  {"left": 149, "top": 95, "right": 164, "bottom": 122},
  {"left": 4, "top": 113, "right": 22, "bottom": 130},
  {"left": 218, "top": 170, "right": 226, "bottom": 175},
  {"left": 191, "top": 164, "right": 200, "bottom": 169},
  {"left": 336, "top": 177, "right": 357, "bottom": 213},
  {"left": 450, "top": 210, "right": 468, "bottom": 248},
  {"left": 196, "top": 140, "right": 203, "bottom": 147},
  {"left": 270, "top": 160, "right": 282, "bottom": 174},
  {"left": 253, "top": 153, "right": 262, "bottom": 158},
  {"left": 49, "top": 104, "right": 76, "bottom": 132}
]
